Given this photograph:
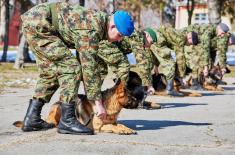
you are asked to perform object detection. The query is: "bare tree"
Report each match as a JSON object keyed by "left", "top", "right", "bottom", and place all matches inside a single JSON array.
[
  {"left": 14, "top": 0, "right": 33, "bottom": 69},
  {"left": 1, "top": 0, "right": 10, "bottom": 62},
  {"left": 187, "top": 0, "right": 195, "bottom": 25}
]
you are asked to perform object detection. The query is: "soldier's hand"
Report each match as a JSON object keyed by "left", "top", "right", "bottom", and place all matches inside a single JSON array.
[
  {"left": 203, "top": 66, "right": 209, "bottom": 77},
  {"left": 221, "top": 68, "right": 226, "bottom": 75},
  {"left": 95, "top": 100, "right": 106, "bottom": 120},
  {"left": 147, "top": 85, "right": 155, "bottom": 95}
]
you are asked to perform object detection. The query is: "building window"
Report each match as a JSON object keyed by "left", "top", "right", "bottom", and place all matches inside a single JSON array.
[{"left": 194, "top": 13, "right": 208, "bottom": 24}]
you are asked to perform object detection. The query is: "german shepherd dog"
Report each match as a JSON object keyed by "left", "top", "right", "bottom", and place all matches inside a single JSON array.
[
  {"left": 14, "top": 71, "right": 145, "bottom": 135},
  {"left": 200, "top": 66, "right": 230, "bottom": 91},
  {"left": 151, "top": 74, "right": 202, "bottom": 97}
]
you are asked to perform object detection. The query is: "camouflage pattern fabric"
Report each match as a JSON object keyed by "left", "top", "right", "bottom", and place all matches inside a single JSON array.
[
  {"left": 127, "top": 30, "right": 153, "bottom": 86},
  {"left": 97, "top": 40, "right": 130, "bottom": 82},
  {"left": 150, "top": 44, "right": 175, "bottom": 81},
  {"left": 21, "top": 2, "right": 110, "bottom": 102},
  {"left": 210, "top": 34, "right": 229, "bottom": 69},
  {"left": 183, "top": 45, "right": 202, "bottom": 79},
  {"left": 154, "top": 26, "right": 186, "bottom": 78},
  {"left": 182, "top": 24, "right": 229, "bottom": 69}
]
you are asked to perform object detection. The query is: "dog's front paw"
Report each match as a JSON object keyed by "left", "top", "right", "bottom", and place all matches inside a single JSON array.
[{"left": 116, "top": 124, "right": 137, "bottom": 135}]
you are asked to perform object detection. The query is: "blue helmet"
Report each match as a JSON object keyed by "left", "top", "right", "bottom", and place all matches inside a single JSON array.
[{"left": 114, "top": 10, "right": 134, "bottom": 36}]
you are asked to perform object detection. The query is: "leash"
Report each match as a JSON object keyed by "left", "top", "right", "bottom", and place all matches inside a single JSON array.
[{"left": 84, "top": 112, "right": 95, "bottom": 126}]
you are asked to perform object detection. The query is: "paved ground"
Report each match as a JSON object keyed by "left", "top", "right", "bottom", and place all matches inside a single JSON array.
[{"left": 0, "top": 78, "right": 235, "bottom": 155}]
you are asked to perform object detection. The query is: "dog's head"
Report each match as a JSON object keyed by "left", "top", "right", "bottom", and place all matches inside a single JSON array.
[
  {"left": 152, "top": 74, "right": 167, "bottom": 91},
  {"left": 114, "top": 71, "right": 145, "bottom": 109}
]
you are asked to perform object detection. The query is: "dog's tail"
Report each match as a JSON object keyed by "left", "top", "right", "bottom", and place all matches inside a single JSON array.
[{"left": 13, "top": 121, "right": 23, "bottom": 128}]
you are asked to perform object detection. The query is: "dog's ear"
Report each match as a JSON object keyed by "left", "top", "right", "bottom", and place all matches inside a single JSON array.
[{"left": 126, "top": 71, "right": 142, "bottom": 91}]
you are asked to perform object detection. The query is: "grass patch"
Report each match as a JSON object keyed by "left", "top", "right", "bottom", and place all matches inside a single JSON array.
[
  {"left": 0, "top": 62, "right": 38, "bottom": 73},
  {"left": 0, "top": 63, "right": 38, "bottom": 92},
  {"left": 0, "top": 46, "right": 17, "bottom": 51}
]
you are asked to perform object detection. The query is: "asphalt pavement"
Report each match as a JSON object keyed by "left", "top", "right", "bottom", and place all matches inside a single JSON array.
[{"left": 0, "top": 78, "right": 235, "bottom": 155}]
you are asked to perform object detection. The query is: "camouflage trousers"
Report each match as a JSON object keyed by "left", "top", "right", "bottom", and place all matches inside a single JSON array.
[
  {"left": 152, "top": 47, "right": 175, "bottom": 81},
  {"left": 21, "top": 3, "right": 81, "bottom": 104},
  {"left": 184, "top": 45, "right": 206, "bottom": 79}
]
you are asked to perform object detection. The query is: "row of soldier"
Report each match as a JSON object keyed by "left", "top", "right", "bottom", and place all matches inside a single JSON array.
[
  {"left": 20, "top": 2, "right": 235, "bottom": 135},
  {"left": 96, "top": 23, "right": 235, "bottom": 108}
]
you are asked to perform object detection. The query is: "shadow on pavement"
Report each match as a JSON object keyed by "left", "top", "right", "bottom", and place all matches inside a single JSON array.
[
  {"left": 221, "top": 86, "right": 235, "bottom": 91},
  {"left": 118, "top": 120, "right": 212, "bottom": 131},
  {"left": 160, "top": 103, "right": 207, "bottom": 109}
]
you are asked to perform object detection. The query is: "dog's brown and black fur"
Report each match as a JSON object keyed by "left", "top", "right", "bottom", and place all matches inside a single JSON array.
[{"left": 14, "top": 71, "right": 145, "bottom": 135}]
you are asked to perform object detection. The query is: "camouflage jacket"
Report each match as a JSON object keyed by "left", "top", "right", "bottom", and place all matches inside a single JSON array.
[
  {"left": 210, "top": 34, "right": 229, "bottom": 68},
  {"left": 97, "top": 40, "right": 130, "bottom": 82},
  {"left": 153, "top": 25, "right": 186, "bottom": 77},
  {"left": 52, "top": 2, "right": 108, "bottom": 100},
  {"left": 181, "top": 24, "right": 217, "bottom": 67},
  {"left": 120, "top": 30, "right": 153, "bottom": 86}
]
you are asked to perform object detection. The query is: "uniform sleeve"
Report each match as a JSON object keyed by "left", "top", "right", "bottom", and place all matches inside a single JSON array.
[
  {"left": 75, "top": 29, "right": 102, "bottom": 101},
  {"left": 109, "top": 56, "right": 130, "bottom": 82},
  {"left": 199, "top": 31, "right": 212, "bottom": 67},
  {"left": 172, "top": 31, "right": 186, "bottom": 78},
  {"left": 97, "top": 40, "right": 130, "bottom": 82},
  {"left": 216, "top": 35, "right": 229, "bottom": 68},
  {"left": 132, "top": 43, "right": 153, "bottom": 86}
]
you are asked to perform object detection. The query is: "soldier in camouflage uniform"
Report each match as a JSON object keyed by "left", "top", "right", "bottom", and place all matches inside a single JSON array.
[
  {"left": 102, "top": 28, "right": 161, "bottom": 109},
  {"left": 180, "top": 29, "right": 205, "bottom": 90},
  {"left": 151, "top": 25, "right": 188, "bottom": 96},
  {"left": 21, "top": 2, "right": 134, "bottom": 135}
]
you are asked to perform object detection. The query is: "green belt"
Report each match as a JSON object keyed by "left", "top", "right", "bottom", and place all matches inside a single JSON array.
[{"left": 49, "top": 3, "right": 59, "bottom": 31}]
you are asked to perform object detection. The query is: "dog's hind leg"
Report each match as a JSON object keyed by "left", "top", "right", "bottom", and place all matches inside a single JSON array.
[
  {"left": 178, "top": 91, "right": 202, "bottom": 97},
  {"left": 203, "top": 83, "right": 224, "bottom": 91},
  {"left": 154, "top": 91, "right": 168, "bottom": 96}
]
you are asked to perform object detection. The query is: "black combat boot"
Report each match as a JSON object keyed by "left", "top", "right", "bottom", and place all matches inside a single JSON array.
[
  {"left": 166, "top": 79, "right": 184, "bottom": 97},
  {"left": 57, "top": 103, "right": 93, "bottom": 135},
  {"left": 22, "top": 99, "right": 55, "bottom": 132},
  {"left": 190, "top": 78, "right": 204, "bottom": 90}
]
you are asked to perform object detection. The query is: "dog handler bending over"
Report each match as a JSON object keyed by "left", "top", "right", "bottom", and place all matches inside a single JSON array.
[{"left": 21, "top": 2, "right": 134, "bottom": 135}]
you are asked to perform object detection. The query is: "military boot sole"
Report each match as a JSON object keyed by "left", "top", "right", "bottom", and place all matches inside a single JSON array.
[
  {"left": 57, "top": 129, "right": 94, "bottom": 135},
  {"left": 22, "top": 126, "right": 53, "bottom": 132}
]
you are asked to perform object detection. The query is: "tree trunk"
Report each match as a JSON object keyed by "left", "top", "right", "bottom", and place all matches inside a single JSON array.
[
  {"left": 1, "top": 0, "right": 10, "bottom": 62},
  {"left": 207, "top": 0, "right": 223, "bottom": 24},
  {"left": 0, "top": 0, "right": 5, "bottom": 42},
  {"left": 187, "top": 0, "right": 195, "bottom": 25},
  {"left": 112, "top": 0, "right": 115, "bottom": 12},
  {"left": 14, "top": 34, "right": 26, "bottom": 69},
  {"left": 23, "top": 43, "right": 31, "bottom": 62}
]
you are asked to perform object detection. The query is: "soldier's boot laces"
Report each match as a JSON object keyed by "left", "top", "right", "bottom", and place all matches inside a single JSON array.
[
  {"left": 22, "top": 99, "right": 55, "bottom": 132},
  {"left": 166, "top": 79, "right": 184, "bottom": 97},
  {"left": 57, "top": 103, "right": 93, "bottom": 135},
  {"left": 143, "top": 101, "right": 161, "bottom": 109},
  {"left": 190, "top": 78, "right": 204, "bottom": 90}
]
